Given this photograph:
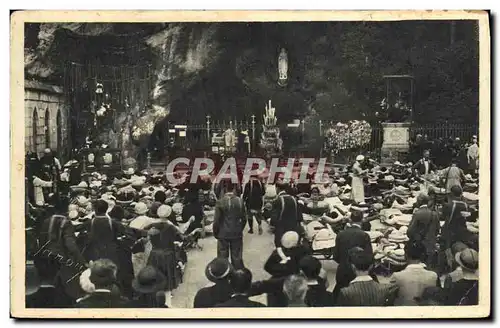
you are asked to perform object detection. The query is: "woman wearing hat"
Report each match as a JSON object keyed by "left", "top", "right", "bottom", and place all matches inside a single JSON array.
[
  {"left": 140, "top": 219, "right": 184, "bottom": 306},
  {"left": 80, "top": 199, "right": 136, "bottom": 298},
  {"left": 351, "top": 155, "right": 368, "bottom": 204},
  {"left": 130, "top": 266, "right": 169, "bottom": 308},
  {"left": 193, "top": 258, "right": 233, "bottom": 308}
]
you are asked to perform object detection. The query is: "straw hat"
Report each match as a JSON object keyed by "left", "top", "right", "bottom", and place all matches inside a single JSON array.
[
  {"left": 388, "top": 230, "right": 409, "bottom": 243},
  {"left": 68, "top": 210, "right": 79, "bottom": 220},
  {"left": 131, "top": 179, "right": 145, "bottom": 188},
  {"left": 394, "top": 214, "right": 412, "bottom": 226},
  {"left": 172, "top": 203, "right": 183, "bottom": 215},
  {"left": 366, "top": 230, "right": 383, "bottom": 242},
  {"left": 281, "top": 231, "right": 300, "bottom": 249},
  {"left": 157, "top": 205, "right": 172, "bottom": 218},
  {"left": 356, "top": 155, "right": 365, "bottom": 162},
  {"left": 70, "top": 181, "right": 88, "bottom": 192},
  {"left": 123, "top": 168, "right": 135, "bottom": 175},
  {"left": 76, "top": 195, "right": 90, "bottom": 207},
  {"left": 384, "top": 175, "right": 395, "bottom": 182},
  {"left": 134, "top": 202, "right": 149, "bottom": 215}
]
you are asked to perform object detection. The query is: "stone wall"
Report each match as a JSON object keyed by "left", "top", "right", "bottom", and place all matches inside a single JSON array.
[{"left": 24, "top": 80, "right": 70, "bottom": 158}]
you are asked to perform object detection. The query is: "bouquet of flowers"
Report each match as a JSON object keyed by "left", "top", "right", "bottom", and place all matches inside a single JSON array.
[{"left": 325, "top": 120, "right": 372, "bottom": 153}]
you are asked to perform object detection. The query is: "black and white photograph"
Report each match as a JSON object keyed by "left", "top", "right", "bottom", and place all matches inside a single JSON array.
[{"left": 11, "top": 10, "right": 490, "bottom": 318}]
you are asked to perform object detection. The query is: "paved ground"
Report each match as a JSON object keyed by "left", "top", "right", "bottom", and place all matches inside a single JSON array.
[
  {"left": 170, "top": 220, "right": 342, "bottom": 308},
  {"left": 170, "top": 219, "right": 392, "bottom": 308},
  {"left": 171, "top": 221, "right": 275, "bottom": 308}
]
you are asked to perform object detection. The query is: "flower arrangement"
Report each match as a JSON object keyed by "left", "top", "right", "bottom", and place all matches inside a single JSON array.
[
  {"left": 325, "top": 120, "right": 372, "bottom": 153},
  {"left": 131, "top": 105, "right": 168, "bottom": 142},
  {"left": 132, "top": 121, "right": 156, "bottom": 141}
]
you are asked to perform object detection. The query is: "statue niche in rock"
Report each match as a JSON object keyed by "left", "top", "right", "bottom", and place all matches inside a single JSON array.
[{"left": 278, "top": 48, "right": 288, "bottom": 87}]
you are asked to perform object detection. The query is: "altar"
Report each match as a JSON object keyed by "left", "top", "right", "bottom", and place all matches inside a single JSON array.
[{"left": 259, "top": 100, "right": 283, "bottom": 157}]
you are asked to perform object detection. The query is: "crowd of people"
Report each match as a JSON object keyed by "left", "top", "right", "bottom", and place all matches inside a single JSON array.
[{"left": 24, "top": 134, "right": 480, "bottom": 309}]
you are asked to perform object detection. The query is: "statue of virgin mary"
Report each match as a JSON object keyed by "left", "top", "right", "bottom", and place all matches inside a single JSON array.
[{"left": 278, "top": 48, "right": 288, "bottom": 86}]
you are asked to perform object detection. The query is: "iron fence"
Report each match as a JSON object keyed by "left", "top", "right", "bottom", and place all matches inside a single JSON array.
[
  {"left": 409, "top": 123, "right": 479, "bottom": 142},
  {"left": 160, "top": 120, "right": 478, "bottom": 158}
]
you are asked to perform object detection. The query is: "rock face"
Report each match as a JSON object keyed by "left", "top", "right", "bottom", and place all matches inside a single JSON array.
[{"left": 24, "top": 22, "right": 407, "bottom": 155}]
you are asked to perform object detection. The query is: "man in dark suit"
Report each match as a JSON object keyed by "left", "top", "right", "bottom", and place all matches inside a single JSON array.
[
  {"left": 213, "top": 180, "right": 246, "bottom": 269},
  {"left": 215, "top": 268, "right": 265, "bottom": 307},
  {"left": 74, "top": 259, "right": 130, "bottom": 308},
  {"left": 242, "top": 175, "right": 266, "bottom": 235},
  {"left": 407, "top": 193, "right": 440, "bottom": 266},
  {"left": 413, "top": 149, "right": 437, "bottom": 176},
  {"left": 441, "top": 186, "right": 478, "bottom": 270},
  {"left": 270, "top": 183, "right": 303, "bottom": 247},
  {"left": 332, "top": 211, "right": 373, "bottom": 297},
  {"left": 337, "top": 247, "right": 399, "bottom": 306}
]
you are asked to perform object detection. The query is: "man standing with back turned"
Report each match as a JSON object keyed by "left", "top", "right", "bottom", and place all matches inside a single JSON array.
[{"left": 213, "top": 179, "right": 246, "bottom": 269}]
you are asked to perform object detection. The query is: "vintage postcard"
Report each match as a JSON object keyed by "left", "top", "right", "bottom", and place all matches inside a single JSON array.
[{"left": 11, "top": 10, "right": 490, "bottom": 319}]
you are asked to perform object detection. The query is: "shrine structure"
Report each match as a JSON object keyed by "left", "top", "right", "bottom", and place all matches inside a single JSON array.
[{"left": 260, "top": 100, "right": 282, "bottom": 157}]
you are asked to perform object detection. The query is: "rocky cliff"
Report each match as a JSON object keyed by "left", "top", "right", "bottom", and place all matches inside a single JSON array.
[{"left": 26, "top": 21, "right": 476, "bottom": 156}]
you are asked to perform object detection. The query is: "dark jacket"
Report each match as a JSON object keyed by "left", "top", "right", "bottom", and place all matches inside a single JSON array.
[
  {"left": 333, "top": 225, "right": 373, "bottom": 289},
  {"left": 38, "top": 216, "right": 87, "bottom": 267},
  {"left": 181, "top": 201, "right": 204, "bottom": 232},
  {"left": 26, "top": 286, "right": 58, "bottom": 308},
  {"left": 81, "top": 215, "right": 127, "bottom": 265},
  {"left": 444, "top": 279, "right": 479, "bottom": 305},
  {"left": 213, "top": 193, "right": 245, "bottom": 240},
  {"left": 264, "top": 245, "right": 311, "bottom": 278},
  {"left": 250, "top": 276, "right": 331, "bottom": 307},
  {"left": 35, "top": 216, "right": 88, "bottom": 300},
  {"left": 129, "top": 294, "right": 169, "bottom": 308},
  {"left": 261, "top": 245, "right": 311, "bottom": 307},
  {"left": 270, "top": 191, "right": 303, "bottom": 235},
  {"left": 193, "top": 281, "right": 233, "bottom": 308},
  {"left": 441, "top": 200, "right": 469, "bottom": 249},
  {"left": 407, "top": 206, "right": 440, "bottom": 257},
  {"left": 243, "top": 179, "right": 265, "bottom": 210},
  {"left": 305, "top": 278, "right": 333, "bottom": 307},
  {"left": 214, "top": 294, "right": 265, "bottom": 307},
  {"left": 413, "top": 158, "right": 437, "bottom": 175},
  {"left": 337, "top": 279, "right": 399, "bottom": 306},
  {"left": 74, "top": 291, "right": 130, "bottom": 308}
]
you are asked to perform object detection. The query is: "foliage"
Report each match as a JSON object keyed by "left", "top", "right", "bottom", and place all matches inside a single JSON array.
[{"left": 325, "top": 120, "right": 372, "bottom": 153}]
